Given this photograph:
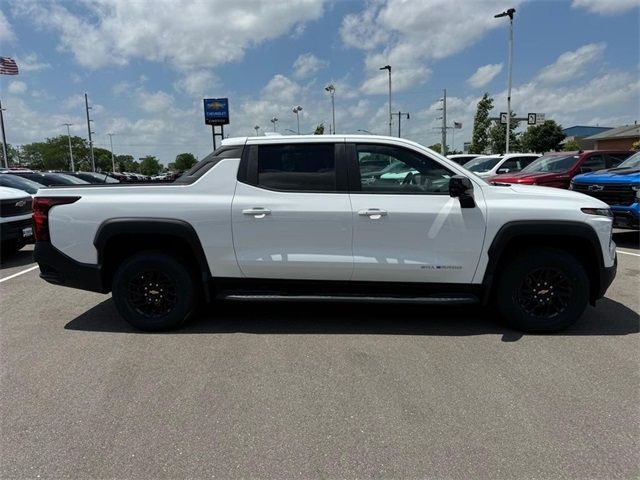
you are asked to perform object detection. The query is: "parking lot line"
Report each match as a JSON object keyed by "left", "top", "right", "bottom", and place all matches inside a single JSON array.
[
  {"left": 617, "top": 250, "right": 640, "bottom": 257},
  {"left": 0, "top": 265, "right": 39, "bottom": 283}
]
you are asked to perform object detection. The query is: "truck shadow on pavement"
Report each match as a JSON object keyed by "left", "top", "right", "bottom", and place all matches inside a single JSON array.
[
  {"left": 65, "top": 297, "right": 639, "bottom": 342},
  {"left": 0, "top": 246, "right": 35, "bottom": 270}
]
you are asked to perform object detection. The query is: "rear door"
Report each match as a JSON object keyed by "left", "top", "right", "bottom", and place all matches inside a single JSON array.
[
  {"left": 348, "top": 142, "right": 487, "bottom": 283},
  {"left": 231, "top": 142, "right": 353, "bottom": 280}
]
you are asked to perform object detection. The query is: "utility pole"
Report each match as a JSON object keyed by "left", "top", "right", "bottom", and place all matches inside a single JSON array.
[
  {"left": 107, "top": 133, "right": 116, "bottom": 173},
  {"left": 62, "top": 123, "right": 75, "bottom": 171},
  {"left": 379, "top": 65, "right": 392, "bottom": 136},
  {"left": 0, "top": 100, "right": 8, "bottom": 168},
  {"left": 85, "top": 93, "right": 96, "bottom": 171},
  {"left": 436, "top": 89, "right": 448, "bottom": 155},
  {"left": 495, "top": 8, "right": 516, "bottom": 153},
  {"left": 391, "top": 111, "right": 410, "bottom": 138}
]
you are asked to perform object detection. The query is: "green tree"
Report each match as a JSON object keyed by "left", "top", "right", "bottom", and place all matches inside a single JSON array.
[
  {"left": 93, "top": 147, "right": 115, "bottom": 172},
  {"left": 428, "top": 143, "right": 442, "bottom": 153},
  {"left": 1, "top": 144, "right": 21, "bottom": 167},
  {"left": 488, "top": 113, "right": 520, "bottom": 153},
  {"left": 174, "top": 153, "right": 197, "bottom": 171},
  {"left": 139, "top": 155, "right": 162, "bottom": 176},
  {"left": 563, "top": 139, "right": 580, "bottom": 151},
  {"left": 20, "top": 135, "right": 90, "bottom": 170},
  {"left": 469, "top": 93, "right": 494, "bottom": 154},
  {"left": 520, "top": 120, "right": 566, "bottom": 153},
  {"left": 314, "top": 123, "right": 325, "bottom": 135},
  {"left": 632, "top": 139, "right": 640, "bottom": 151},
  {"left": 115, "top": 155, "right": 139, "bottom": 173}
]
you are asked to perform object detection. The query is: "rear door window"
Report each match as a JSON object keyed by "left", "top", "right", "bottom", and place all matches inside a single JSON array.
[
  {"left": 582, "top": 154, "right": 606, "bottom": 171},
  {"left": 256, "top": 144, "right": 336, "bottom": 192}
]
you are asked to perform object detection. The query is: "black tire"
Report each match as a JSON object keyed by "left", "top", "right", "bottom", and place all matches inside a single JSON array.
[
  {"left": 112, "top": 251, "right": 198, "bottom": 331},
  {"left": 495, "top": 248, "right": 589, "bottom": 333}
]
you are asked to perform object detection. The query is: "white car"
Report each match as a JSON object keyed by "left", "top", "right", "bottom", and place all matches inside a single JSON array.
[
  {"left": 33, "top": 135, "right": 616, "bottom": 333},
  {"left": 464, "top": 153, "right": 541, "bottom": 178},
  {"left": 447, "top": 154, "right": 480, "bottom": 165},
  {"left": 0, "top": 186, "right": 34, "bottom": 254}
]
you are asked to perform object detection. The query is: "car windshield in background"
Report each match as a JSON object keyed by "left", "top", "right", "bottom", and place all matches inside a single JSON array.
[
  {"left": 521, "top": 155, "right": 579, "bottom": 173},
  {"left": 465, "top": 156, "right": 502, "bottom": 173},
  {"left": 0, "top": 174, "right": 42, "bottom": 194},
  {"left": 617, "top": 152, "right": 640, "bottom": 169}
]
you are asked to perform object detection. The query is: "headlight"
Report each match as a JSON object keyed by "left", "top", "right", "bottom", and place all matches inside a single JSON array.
[{"left": 581, "top": 207, "right": 613, "bottom": 217}]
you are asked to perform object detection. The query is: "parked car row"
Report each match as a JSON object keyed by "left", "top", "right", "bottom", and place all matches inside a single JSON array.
[{"left": 446, "top": 149, "right": 637, "bottom": 229}]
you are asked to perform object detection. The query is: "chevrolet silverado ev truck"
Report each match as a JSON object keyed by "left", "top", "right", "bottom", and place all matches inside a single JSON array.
[{"left": 33, "top": 135, "right": 617, "bottom": 332}]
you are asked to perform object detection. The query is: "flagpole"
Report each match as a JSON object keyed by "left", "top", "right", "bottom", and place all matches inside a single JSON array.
[{"left": 0, "top": 99, "right": 8, "bottom": 169}]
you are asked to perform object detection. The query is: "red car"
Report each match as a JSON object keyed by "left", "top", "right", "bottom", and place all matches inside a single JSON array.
[{"left": 489, "top": 150, "right": 633, "bottom": 188}]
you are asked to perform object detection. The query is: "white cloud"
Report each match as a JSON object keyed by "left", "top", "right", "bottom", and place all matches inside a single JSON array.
[
  {"left": 537, "top": 42, "right": 606, "bottom": 83},
  {"left": 572, "top": 0, "right": 640, "bottom": 14},
  {"left": 262, "top": 74, "right": 302, "bottom": 104},
  {"left": 0, "top": 9, "right": 15, "bottom": 42},
  {"left": 360, "top": 66, "right": 431, "bottom": 95},
  {"left": 292, "top": 53, "right": 327, "bottom": 79},
  {"left": 467, "top": 63, "right": 503, "bottom": 89},
  {"left": 14, "top": 53, "right": 50, "bottom": 72},
  {"left": 137, "top": 90, "right": 174, "bottom": 113},
  {"left": 7, "top": 81, "right": 27, "bottom": 95},
  {"left": 15, "top": 0, "right": 326, "bottom": 70},
  {"left": 175, "top": 71, "right": 220, "bottom": 98},
  {"left": 342, "top": 0, "right": 523, "bottom": 93}
]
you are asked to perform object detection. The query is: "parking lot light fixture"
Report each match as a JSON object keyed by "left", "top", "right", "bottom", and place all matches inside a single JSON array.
[
  {"left": 379, "top": 65, "right": 392, "bottom": 136},
  {"left": 292, "top": 106, "right": 303, "bottom": 134},
  {"left": 495, "top": 8, "right": 516, "bottom": 153},
  {"left": 254, "top": 125, "right": 260, "bottom": 136},
  {"left": 270, "top": 117, "right": 278, "bottom": 132},
  {"left": 325, "top": 84, "right": 336, "bottom": 134}
]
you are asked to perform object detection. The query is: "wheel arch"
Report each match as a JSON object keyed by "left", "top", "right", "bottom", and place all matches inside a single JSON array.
[
  {"left": 94, "top": 218, "right": 211, "bottom": 300},
  {"left": 482, "top": 220, "right": 605, "bottom": 305}
]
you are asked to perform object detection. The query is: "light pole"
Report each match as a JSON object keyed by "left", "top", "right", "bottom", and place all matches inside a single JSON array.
[
  {"left": 270, "top": 116, "right": 278, "bottom": 132},
  {"left": 62, "top": 123, "right": 75, "bottom": 171},
  {"left": 292, "top": 106, "right": 303, "bottom": 134},
  {"left": 391, "top": 111, "right": 410, "bottom": 138},
  {"left": 254, "top": 125, "right": 260, "bottom": 136},
  {"left": 379, "top": 65, "right": 392, "bottom": 136},
  {"left": 0, "top": 101, "right": 8, "bottom": 168},
  {"left": 107, "top": 133, "right": 116, "bottom": 173},
  {"left": 357, "top": 129, "right": 376, "bottom": 135},
  {"left": 325, "top": 84, "right": 336, "bottom": 134},
  {"left": 495, "top": 8, "right": 515, "bottom": 153}
]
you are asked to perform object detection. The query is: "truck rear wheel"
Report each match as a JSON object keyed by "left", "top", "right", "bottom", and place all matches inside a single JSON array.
[
  {"left": 112, "top": 251, "right": 197, "bottom": 331},
  {"left": 495, "top": 248, "right": 589, "bottom": 333}
]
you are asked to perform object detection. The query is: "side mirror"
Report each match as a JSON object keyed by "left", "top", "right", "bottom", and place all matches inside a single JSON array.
[
  {"left": 497, "top": 168, "right": 510, "bottom": 174},
  {"left": 449, "top": 175, "right": 475, "bottom": 208}
]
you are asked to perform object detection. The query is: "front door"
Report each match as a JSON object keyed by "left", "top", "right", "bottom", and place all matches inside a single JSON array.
[
  {"left": 232, "top": 142, "right": 353, "bottom": 280},
  {"left": 348, "top": 143, "right": 487, "bottom": 283}
]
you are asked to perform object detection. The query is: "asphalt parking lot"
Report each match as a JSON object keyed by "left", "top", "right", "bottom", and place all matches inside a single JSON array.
[{"left": 1, "top": 232, "right": 638, "bottom": 479}]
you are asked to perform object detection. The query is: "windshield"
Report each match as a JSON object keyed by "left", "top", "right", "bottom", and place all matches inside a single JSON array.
[
  {"left": 465, "top": 156, "right": 502, "bottom": 173},
  {"left": 0, "top": 174, "right": 41, "bottom": 194},
  {"left": 617, "top": 151, "right": 640, "bottom": 169},
  {"left": 51, "top": 173, "right": 90, "bottom": 184},
  {"left": 521, "top": 154, "right": 579, "bottom": 173}
]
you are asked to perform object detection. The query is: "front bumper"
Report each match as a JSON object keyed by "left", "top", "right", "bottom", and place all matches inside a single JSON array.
[
  {"left": 595, "top": 254, "right": 617, "bottom": 302},
  {"left": 34, "top": 242, "right": 108, "bottom": 293}
]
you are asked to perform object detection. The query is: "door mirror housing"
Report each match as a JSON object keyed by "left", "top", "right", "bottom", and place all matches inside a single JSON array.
[
  {"left": 497, "top": 167, "right": 510, "bottom": 174},
  {"left": 449, "top": 175, "right": 475, "bottom": 208}
]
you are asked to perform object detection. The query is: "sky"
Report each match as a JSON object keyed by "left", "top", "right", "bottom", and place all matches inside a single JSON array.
[{"left": 0, "top": 0, "right": 639, "bottom": 164}]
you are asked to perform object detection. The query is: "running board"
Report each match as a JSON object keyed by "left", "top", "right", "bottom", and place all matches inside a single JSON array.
[{"left": 216, "top": 293, "right": 479, "bottom": 305}]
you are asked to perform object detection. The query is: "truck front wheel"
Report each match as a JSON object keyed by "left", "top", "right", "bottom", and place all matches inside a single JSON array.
[
  {"left": 112, "top": 251, "right": 197, "bottom": 331},
  {"left": 495, "top": 248, "right": 589, "bottom": 333}
]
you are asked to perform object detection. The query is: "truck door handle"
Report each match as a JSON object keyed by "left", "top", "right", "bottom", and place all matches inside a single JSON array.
[
  {"left": 243, "top": 208, "right": 271, "bottom": 218},
  {"left": 358, "top": 208, "right": 387, "bottom": 219}
]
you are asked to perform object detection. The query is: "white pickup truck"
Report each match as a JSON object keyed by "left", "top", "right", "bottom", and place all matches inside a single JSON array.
[{"left": 33, "top": 135, "right": 617, "bottom": 332}]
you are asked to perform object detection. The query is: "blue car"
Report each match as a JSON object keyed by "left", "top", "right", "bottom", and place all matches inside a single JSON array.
[{"left": 571, "top": 151, "right": 640, "bottom": 229}]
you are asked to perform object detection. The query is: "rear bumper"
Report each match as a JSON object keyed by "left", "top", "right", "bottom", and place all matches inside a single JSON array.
[
  {"left": 0, "top": 218, "right": 34, "bottom": 244},
  {"left": 34, "top": 242, "right": 108, "bottom": 293}
]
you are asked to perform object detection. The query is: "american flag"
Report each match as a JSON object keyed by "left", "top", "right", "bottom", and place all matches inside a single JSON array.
[
  {"left": 0, "top": 57, "right": 19, "bottom": 75},
  {"left": 453, "top": 121, "right": 462, "bottom": 129}
]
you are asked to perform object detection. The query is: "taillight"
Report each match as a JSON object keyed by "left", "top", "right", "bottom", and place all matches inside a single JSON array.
[{"left": 32, "top": 196, "right": 80, "bottom": 241}]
